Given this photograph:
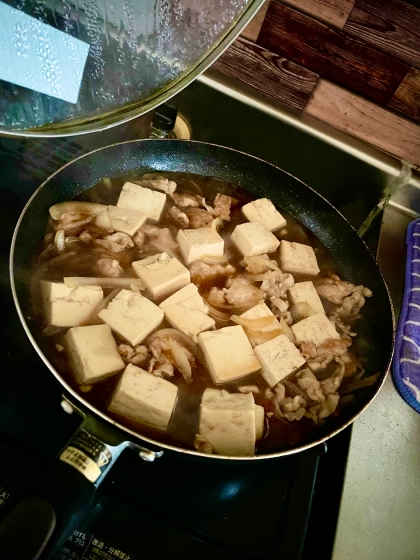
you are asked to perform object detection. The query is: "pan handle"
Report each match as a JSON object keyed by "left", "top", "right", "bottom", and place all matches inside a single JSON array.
[
  {"left": 0, "top": 398, "right": 163, "bottom": 559},
  {"left": 59, "top": 394, "right": 164, "bottom": 462},
  {"left": 392, "top": 218, "right": 420, "bottom": 413}
]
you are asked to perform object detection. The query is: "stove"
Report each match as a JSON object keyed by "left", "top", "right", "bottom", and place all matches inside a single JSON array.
[{"left": 0, "top": 135, "right": 351, "bottom": 560}]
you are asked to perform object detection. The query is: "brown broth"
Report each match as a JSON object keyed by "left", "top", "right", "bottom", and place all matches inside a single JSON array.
[{"left": 33, "top": 171, "right": 342, "bottom": 454}]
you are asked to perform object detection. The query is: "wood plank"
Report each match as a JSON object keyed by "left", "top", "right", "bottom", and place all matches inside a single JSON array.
[
  {"left": 258, "top": 2, "right": 410, "bottom": 105},
  {"left": 344, "top": 0, "right": 420, "bottom": 71},
  {"left": 240, "top": 0, "right": 270, "bottom": 42},
  {"left": 305, "top": 79, "right": 420, "bottom": 167},
  {"left": 213, "top": 36, "right": 319, "bottom": 111},
  {"left": 389, "top": 68, "right": 420, "bottom": 124},
  {"left": 280, "top": 0, "right": 355, "bottom": 29}
]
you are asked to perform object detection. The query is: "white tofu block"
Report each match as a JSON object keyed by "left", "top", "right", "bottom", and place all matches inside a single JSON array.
[
  {"left": 198, "top": 326, "right": 261, "bottom": 384},
  {"left": 98, "top": 289, "right": 164, "bottom": 346},
  {"left": 198, "top": 389, "right": 256, "bottom": 456},
  {"left": 132, "top": 252, "right": 190, "bottom": 299},
  {"left": 117, "top": 181, "right": 166, "bottom": 221},
  {"left": 254, "top": 334, "right": 306, "bottom": 387},
  {"left": 231, "top": 222, "right": 280, "bottom": 257},
  {"left": 41, "top": 281, "right": 103, "bottom": 327},
  {"left": 242, "top": 198, "right": 287, "bottom": 232},
  {"left": 291, "top": 313, "right": 340, "bottom": 345},
  {"left": 159, "top": 283, "right": 215, "bottom": 342},
  {"left": 65, "top": 324, "right": 124, "bottom": 385},
  {"left": 255, "top": 404, "right": 265, "bottom": 441},
  {"left": 177, "top": 228, "right": 224, "bottom": 265},
  {"left": 109, "top": 364, "right": 178, "bottom": 430},
  {"left": 240, "top": 303, "right": 281, "bottom": 347},
  {"left": 108, "top": 205, "right": 147, "bottom": 236},
  {"left": 279, "top": 240, "right": 320, "bottom": 276},
  {"left": 288, "top": 281, "right": 325, "bottom": 315}
]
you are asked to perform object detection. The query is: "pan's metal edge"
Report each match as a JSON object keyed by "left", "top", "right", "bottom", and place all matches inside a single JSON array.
[{"left": 9, "top": 138, "right": 396, "bottom": 461}]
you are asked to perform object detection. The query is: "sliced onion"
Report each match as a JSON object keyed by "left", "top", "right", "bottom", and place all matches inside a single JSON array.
[
  {"left": 198, "top": 255, "right": 228, "bottom": 265},
  {"left": 169, "top": 339, "right": 192, "bottom": 383},
  {"left": 203, "top": 300, "right": 232, "bottom": 323},
  {"left": 231, "top": 315, "right": 277, "bottom": 329},
  {"left": 245, "top": 327, "right": 283, "bottom": 342},
  {"left": 341, "top": 372, "right": 381, "bottom": 394},
  {"left": 280, "top": 316, "right": 296, "bottom": 343},
  {"left": 90, "top": 288, "right": 121, "bottom": 324},
  {"left": 42, "top": 325, "right": 67, "bottom": 337},
  {"left": 244, "top": 255, "right": 280, "bottom": 271},
  {"left": 54, "top": 229, "right": 65, "bottom": 253},
  {"left": 146, "top": 329, "right": 205, "bottom": 365},
  {"left": 102, "top": 177, "right": 112, "bottom": 188},
  {"left": 64, "top": 277, "right": 145, "bottom": 290},
  {"left": 49, "top": 201, "right": 107, "bottom": 220},
  {"left": 211, "top": 217, "right": 224, "bottom": 235},
  {"left": 94, "top": 208, "right": 114, "bottom": 232},
  {"left": 248, "top": 270, "right": 282, "bottom": 281},
  {"left": 290, "top": 302, "right": 312, "bottom": 322}
]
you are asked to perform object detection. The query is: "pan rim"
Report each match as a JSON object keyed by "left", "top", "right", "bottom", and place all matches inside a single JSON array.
[{"left": 9, "top": 138, "right": 396, "bottom": 461}]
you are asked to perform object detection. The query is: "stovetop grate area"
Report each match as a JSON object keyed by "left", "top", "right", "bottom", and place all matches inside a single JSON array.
[{"left": 0, "top": 138, "right": 349, "bottom": 560}]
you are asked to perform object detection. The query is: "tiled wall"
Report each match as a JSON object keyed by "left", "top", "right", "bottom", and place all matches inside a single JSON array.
[{"left": 213, "top": 0, "right": 420, "bottom": 168}]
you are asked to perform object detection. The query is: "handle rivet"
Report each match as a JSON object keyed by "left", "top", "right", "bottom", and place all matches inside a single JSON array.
[{"left": 61, "top": 400, "right": 74, "bottom": 414}]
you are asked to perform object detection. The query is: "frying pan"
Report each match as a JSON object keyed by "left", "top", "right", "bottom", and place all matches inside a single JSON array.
[{"left": 8, "top": 140, "right": 394, "bottom": 556}]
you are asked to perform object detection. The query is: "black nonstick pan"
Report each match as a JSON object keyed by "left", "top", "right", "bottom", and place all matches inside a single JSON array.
[{"left": 8, "top": 140, "right": 394, "bottom": 557}]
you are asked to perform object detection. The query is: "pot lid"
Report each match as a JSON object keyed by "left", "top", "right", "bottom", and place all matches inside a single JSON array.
[{"left": 0, "top": 0, "right": 263, "bottom": 137}]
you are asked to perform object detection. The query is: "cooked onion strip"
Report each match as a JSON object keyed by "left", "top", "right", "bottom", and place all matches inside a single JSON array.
[
  {"left": 146, "top": 329, "right": 205, "bottom": 365},
  {"left": 244, "top": 327, "right": 283, "bottom": 342},
  {"left": 64, "top": 277, "right": 145, "bottom": 290},
  {"left": 49, "top": 201, "right": 107, "bottom": 220},
  {"left": 290, "top": 302, "right": 311, "bottom": 321},
  {"left": 211, "top": 217, "right": 224, "bottom": 235},
  {"left": 169, "top": 339, "right": 192, "bottom": 383},
  {"left": 54, "top": 230, "right": 65, "bottom": 254},
  {"left": 244, "top": 255, "right": 280, "bottom": 271},
  {"left": 231, "top": 315, "right": 277, "bottom": 329},
  {"left": 198, "top": 255, "right": 228, "bottom": 265},
  {"left": 204, "top": 300, "right": 232, "bottom": 323},
  {"left": 341, "top": 372, "right": 381, "bottom": 394},
  {"left": 90, "top": 288, "right": 120, "bottom": 324},
  {"left": 248, "top": 270, "right": 282, "bottom": 281},
  {"left": 280, "top": 316, "right": 296, "bottom": 343}
]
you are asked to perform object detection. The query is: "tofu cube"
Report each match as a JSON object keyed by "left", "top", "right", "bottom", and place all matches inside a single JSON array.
[
  {"left": 198, "top": 389, "right": 256, "bottom": 456},
  {"left": 177, "top": 228, "right": 224, "bottom": 265},
  {"left": 254, "top": 334, "right": 306, "bottom": 387},
  {"left": 291, "top": 313, "right": 340, "bottom": 345},
  {"left": 288, "top": 281, "right": 325, "bottom": 315},
  {"left": 242, "top": 198, "right": 287, "bottom": 232},
  {"left": 117, "top": 181, "right": 166, "bottom": 221},
  {"left": 279, "top": 240, "right": 320, "bottom": 276},
  {"left": 231, "top": 222, "right": 280, "bottom": 256},
  {"left": 255, "top": 404, "right": 265, "bottom": 441},
  {"left": 65, "top": 324, "right": 124, "bottom": 385},
  {"left": 132, "top": 252, "right": 190, "bottom": 299},
  {"left": 108, "top": 205, "right": 147, "bottom": 236},
  {"left": 98, "top": 289, "right": 164, "bottom": 346},
  {"left": 160, "top": 283, "right": 215, "bottom": 342},
  {"left": 41, "top": 281, "right": 103, "bottom": 327},
  {"left": 240, "top": 303, "right": 282, "bottom": 347},
  {"left": 198, "top": 325, "right": 261, "bottom": 384},
  {"left": 109, "top": 364, "right": 178, "bottom": 430}
]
